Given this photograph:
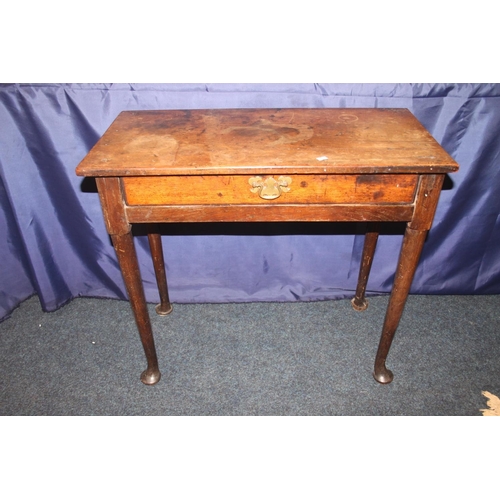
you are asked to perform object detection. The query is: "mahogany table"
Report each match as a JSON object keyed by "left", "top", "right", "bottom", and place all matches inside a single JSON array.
[{"left": 76, "top": 108, "right": 458, "bottom": 385}]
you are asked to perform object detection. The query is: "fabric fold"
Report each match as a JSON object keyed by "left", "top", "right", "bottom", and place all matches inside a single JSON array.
[{"left": 0, "top": 83, "right": 499, "bottom": 320}]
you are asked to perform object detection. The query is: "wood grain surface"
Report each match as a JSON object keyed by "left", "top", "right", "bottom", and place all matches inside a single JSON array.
[
  {"left": 122, "top": 173, "right": 418, "bottom": 206},
  {"left": 76, "top": 108, "right": 459, "bottom": 177}
]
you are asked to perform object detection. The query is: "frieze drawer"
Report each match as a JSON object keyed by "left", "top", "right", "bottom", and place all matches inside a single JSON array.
[{"left": 122, "top": 174, "right": 418, "bottom": 206}]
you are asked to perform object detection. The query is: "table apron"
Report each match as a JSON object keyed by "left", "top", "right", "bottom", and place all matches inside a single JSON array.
[{"left": 125, "top": 203, "right": 415, "bottom": 223}]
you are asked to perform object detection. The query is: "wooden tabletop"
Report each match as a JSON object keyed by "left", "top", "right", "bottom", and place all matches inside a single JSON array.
[{"left": 76, "top": 108, "right": 459, "bottom": 177}]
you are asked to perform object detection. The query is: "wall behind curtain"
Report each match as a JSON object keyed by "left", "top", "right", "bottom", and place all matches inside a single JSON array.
[{"left": 1, "top": 83, "right": 499, "bottom": 321}]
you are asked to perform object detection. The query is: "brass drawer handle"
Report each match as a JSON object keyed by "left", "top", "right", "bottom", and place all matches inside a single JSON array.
[{"left": 249, "top": 176, "right": 292, "bottom": 200}]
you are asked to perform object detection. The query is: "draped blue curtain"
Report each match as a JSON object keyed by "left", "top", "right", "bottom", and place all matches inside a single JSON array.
[{"left": 1, "top": 83, "right": 499, "bottom": 321}]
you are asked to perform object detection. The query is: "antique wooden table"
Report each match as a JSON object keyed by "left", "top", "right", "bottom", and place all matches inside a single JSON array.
[{"left": 76, "top": 108, "right": 458, "bottom": 385}]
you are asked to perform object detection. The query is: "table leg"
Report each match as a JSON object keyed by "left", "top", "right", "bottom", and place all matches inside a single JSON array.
[
  {"left": 111, "top": 231, "right": 161, "bottom": 385},
  {"left": 351, "top": 223, "right": 379, "bottom": 311},
  {"left": 373, "top": 226, "right": 427, "bottom": 384},
  {"left": 147, "top": 227, "right": 173, "bottom": 316}
]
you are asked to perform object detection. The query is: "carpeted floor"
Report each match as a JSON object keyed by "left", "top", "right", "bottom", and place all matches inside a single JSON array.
[{"left": 1, "top": 294, "right": 499, "bottom": 415}]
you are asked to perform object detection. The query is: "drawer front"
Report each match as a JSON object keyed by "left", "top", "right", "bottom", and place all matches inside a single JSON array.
[{"left": 122, "top": 174, "right": 418, "bottom": 206}]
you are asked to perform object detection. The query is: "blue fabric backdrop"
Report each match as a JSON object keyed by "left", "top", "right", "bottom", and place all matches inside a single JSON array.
[{"left": 1, "top": 83, "right": 499, "bottom": 321}]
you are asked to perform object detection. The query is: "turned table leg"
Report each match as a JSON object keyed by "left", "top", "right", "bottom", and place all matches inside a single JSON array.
[
  {"left": 373, "top": 226, "right": 427, "bottom": 384},
  {"left": 111, "top": 231, "right": 161, "bottom": 385},
  {"left": 95, "top": 177, "right": 162, "bottom": 386},
  {"left": 147, "top": 226, "right": 173, "bottom": 316},
  {"left": 351, "top": 223, "right": 379, "bottom": 311}
]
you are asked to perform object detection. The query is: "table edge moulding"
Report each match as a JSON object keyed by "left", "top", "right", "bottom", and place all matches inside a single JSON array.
[{"left": 76, "top": 108, "right": 459, "bottom": 386}]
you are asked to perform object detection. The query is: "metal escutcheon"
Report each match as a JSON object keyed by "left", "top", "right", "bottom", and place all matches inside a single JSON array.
[{"left": 248, "top": 175, "right": 292, "bottom": 200}]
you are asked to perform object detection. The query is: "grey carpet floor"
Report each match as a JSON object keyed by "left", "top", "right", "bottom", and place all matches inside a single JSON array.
[{"left": 1, "top": 294, "right": 499, "bottom": 415}]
